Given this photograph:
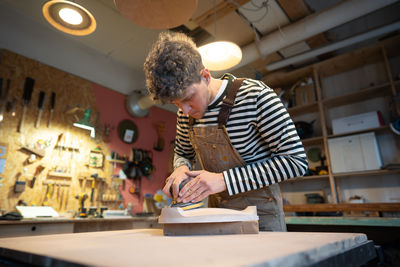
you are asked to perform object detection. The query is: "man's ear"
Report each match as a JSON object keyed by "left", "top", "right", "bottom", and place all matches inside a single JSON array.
[{"left": 202, "top": 68, "right": 211, "bottom": 85}]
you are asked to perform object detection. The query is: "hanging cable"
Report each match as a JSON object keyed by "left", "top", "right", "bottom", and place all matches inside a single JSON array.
[
  {"left": 214, "top": 0, "right": 217, "bottom": 40},
  {"left": 228, "top": 0, "right": 270, "bottom": 24}
]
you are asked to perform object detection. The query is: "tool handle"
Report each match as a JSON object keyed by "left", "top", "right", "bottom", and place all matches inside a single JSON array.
[
  {"left": 48, "top": 110, "right": 54, "bottom": 128},
  {"left": 22, "top": 77, "right": 35, "bottom": 106},
  {"left": 35, "top": 110, "right": 43, "bottom": 128},
  {"left": 38, "top": 91, "right": 46, "bottom": 109},
  {"left": 30, "top": 176, "right": 36, "bottom": 188},
  {"left": 18, "top": 106, "right": 27, "bottom": 132},
  {"left": 0, "top": 79, "right": 10, "bottom": 115},
  {"left": 50, "top": 92, "right": 56, "bottom": 109}
]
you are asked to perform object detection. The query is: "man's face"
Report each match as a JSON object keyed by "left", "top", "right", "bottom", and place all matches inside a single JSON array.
[{"left": 172, "top": 77, "right": 209, "bottom": 119}]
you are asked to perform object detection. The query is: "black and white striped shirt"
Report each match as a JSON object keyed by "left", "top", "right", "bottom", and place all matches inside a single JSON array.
[{"left": 174, "top": 74, "right": 308, "bottom": 196}]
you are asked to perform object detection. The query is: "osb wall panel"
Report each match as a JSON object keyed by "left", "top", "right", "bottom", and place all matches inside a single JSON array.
[{"left": 0, "top": 49, "right": 121, "bottom": 215}]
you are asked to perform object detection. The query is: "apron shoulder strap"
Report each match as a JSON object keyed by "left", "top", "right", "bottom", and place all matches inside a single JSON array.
[
  {"left": 217, "top": 78, "right": 244, "bottom": 128},
  {"left": 189, "top": 116, "right": 194, "bottom": 126}
]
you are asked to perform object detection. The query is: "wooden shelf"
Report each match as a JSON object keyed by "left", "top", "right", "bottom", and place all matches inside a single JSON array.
[
  {"left": 47, "top": 172, "right": 72, "bottom": 178},
  {"left": 108, "top": 159, "right": 126, "bottom": 164},
  {"left": 301, "top": 136, "right": 323, "bottom": 146},
  {"left": 317, "top": 45, "right": 383, "bottom": 77},
  {"left": 268, "top": 36, "right": 400, "bottom": 206},
  {"left": 287, "top": 102, "right": 319, "bottom": 116},
  {"left": 333, "top": 169, "right": 400, "bottom": 178},
  {"left": 323, "top": 82, "right": 392, "bottom": 108},
  {"left": 283, "top": 203, "right": 400, "bottom": 212},
  {"left": 283, "top": 175, "right": 329, "bottom": 183},
  {"left": 21, "top": 146, "right": 45, "bottom": 157},
  {"left": 328, "top": 125, "right": 390, "bottom": 138}
]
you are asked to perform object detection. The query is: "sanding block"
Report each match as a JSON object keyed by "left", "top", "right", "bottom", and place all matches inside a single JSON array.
[{"left": 159, "top": 206, "right": 259, "bottom": 236}]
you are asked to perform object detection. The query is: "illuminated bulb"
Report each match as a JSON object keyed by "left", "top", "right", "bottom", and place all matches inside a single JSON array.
[
  {"left": 59, "top": 7, "right": 83, "bottom": 25},
  {"left": 0, "top": 114, "right": 3, "bottom": 122},
  {"left": 198, "top": 41, "right": 242, "bottom": 71}
]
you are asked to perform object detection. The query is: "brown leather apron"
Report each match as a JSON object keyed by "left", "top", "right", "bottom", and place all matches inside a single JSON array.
[{"left": 188, "top": 78, "right": 287, "bottom": 231}]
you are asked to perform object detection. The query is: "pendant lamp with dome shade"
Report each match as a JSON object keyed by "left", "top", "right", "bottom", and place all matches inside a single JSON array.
[
  {"left": 114, "top": 0, "right": 198, "bottom": 30},
  {"left": 198, "top": 0, "right": 242, "bottom": 71}
]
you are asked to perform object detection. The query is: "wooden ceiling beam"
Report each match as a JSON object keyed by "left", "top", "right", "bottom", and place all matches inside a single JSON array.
[
  {"left": 192, "top": 0, "right": 251, "bottom": 28},
  {"left": 276, "top": 0, "right": 311, "bottom": 22}
]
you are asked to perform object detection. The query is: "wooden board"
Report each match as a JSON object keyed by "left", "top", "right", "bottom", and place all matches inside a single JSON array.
[
  {"left": 0, "top": 229, "right": 374, "bottom": 267},
  {"left": 163, "top": 220, "right": 259, "bottom": 236},
  {"left": 158, "top": 206, "right": 258, "bottom": 223}
]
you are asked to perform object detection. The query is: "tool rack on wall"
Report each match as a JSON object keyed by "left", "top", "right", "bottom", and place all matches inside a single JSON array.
[{"left": 0, "top": 49, "right": 124, "bottom": 215}]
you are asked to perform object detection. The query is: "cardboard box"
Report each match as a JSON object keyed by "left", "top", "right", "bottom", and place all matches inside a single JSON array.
[
  {"left": 328, "top": 132, "right": 382, "bottom": 173},
  {"left": 295, "top": 84, "right": 315, "bottom": 106},
  {"left": 332, "top": 111, "right": 383, "bottom": 135}
]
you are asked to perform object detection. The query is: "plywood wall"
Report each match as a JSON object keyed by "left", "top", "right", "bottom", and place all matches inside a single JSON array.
[{"left": 0, "top": 49, "right": 123, "bottom": 215}]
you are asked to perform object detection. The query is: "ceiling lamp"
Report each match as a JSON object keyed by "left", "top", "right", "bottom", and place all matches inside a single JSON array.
[
  {"left": 42, "top": 0, "right": 96, "bottom": 36},
  {"left": 198, "top": 0, "right": 242, "bottom": 71},
  {"left": 198, "top": 41, "right": 242, "bottom": 71},
  {"left": 114, "top": 0, "right": 197, "bottom": 29}
]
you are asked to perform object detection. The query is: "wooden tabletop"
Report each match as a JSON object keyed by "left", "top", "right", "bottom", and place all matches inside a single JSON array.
[
  {"left": 0, "top": 229, "right": 375, "bottom": 266},
  {"left": 0, "top": 216, "right": 158, "bottom": 225}
]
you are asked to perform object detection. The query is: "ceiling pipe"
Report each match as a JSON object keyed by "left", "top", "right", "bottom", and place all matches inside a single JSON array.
[
  {"left": 266, "top": 21, "right": 400, "bottom": 71},
  {"left": 219, "top": 0, "right": 399, "bottom": 73}
]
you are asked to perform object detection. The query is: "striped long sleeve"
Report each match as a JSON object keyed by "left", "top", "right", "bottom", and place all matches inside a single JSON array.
[{"left": 174, "top": 74, "right": 308, "bottom": 196}]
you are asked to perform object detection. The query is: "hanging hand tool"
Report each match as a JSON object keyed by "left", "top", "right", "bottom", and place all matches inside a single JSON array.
[
  {"left": 100, "top": 179, "right": 105, "bottom": 202},
  {"left": 75, "top": 193, "right": 88, "bottom": 217},
  {"left": 30, "top": 164, "right": 45, "bottom": 188},
  {"left": 0, "top": 79, "right": 10, "bottom": 124},
  {"left": 18, "top": 77, "right": 35, "bottom": 133},
  {"left": 65, "top": 184, "right": 70, "bottom": 209},
  {"left": 59, "top": 180, "right": 66, "bottom": 211},
  {"left": 90, "top": 178, "right": 95, "bottom": 203},
  {"left": 42, "top": 183, "right": 53, "bottom": 206},
  {"left": 11, "top": 98, "right": 16, "bottom": 117},
  {"left": 47, "top": 92, "right": 55, "bottom": 128},
  {"left": 14, "top": 172, "right": 26, "bottom": 193},
  {"left": 35, "top": 91, "right": 46, "bottom": 128}
]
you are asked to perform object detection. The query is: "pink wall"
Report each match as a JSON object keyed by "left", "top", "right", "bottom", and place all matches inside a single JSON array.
[{"left": 92, "top": 83, "right": 177, "bottom": 214}]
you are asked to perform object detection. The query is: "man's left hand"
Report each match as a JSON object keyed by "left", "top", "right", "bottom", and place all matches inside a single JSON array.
[{"left": 178, "top": 170, "right": 226, "bottom": 203}]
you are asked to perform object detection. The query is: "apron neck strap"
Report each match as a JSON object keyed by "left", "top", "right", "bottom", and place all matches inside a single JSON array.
[
  {"left": 217, "top": 78, "right": 244, "bottom": 128},
  {"left": 188, "top": 78, "right": 244, "bottom": 128}
]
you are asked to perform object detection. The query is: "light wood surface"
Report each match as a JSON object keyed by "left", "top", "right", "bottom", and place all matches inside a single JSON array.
[
  {"left": 158, "top": 206, "right": 258, "bottom": 223},
  {"left": 0, "top": 229, "right": 370, "bottom": 267}
]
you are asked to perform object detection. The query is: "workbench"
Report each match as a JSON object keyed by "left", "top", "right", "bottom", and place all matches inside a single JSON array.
[
  {"left": 0, "top": 217, "right": 160, "bottom": 238},
  {"left": 0, "top": 229, "right": 376, "bottom": 266},
  {"left": 286, "top": 216, "right": 400, "bottom": 246}
]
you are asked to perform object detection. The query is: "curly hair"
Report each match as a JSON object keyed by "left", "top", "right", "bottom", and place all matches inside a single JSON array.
[{"left": 144, "top": 31, "right": 204, "bottom": 103}]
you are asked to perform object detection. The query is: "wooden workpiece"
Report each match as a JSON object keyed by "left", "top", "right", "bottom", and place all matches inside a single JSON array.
[
  {"left": 0, "top": 229, "right": 375, "bottom": 266},
  {"left": 159, "top": 206, "right": 259, "bottom": 235}
]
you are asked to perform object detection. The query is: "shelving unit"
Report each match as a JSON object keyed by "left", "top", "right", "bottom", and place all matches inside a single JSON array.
[
  {"left": 107, "top": 159, "right": 126, "bottom": 164},
  {"left": 263, "top": 35, "right": 400, "bottom": 213}
]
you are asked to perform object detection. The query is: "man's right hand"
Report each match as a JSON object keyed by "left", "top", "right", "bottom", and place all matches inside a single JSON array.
[{"left": 163, "top": 165, "right": 190, "bottom": 200}]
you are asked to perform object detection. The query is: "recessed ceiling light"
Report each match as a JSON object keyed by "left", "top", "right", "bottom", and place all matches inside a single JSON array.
[
  {"left": 59, "top": 8, "right": 83, "bottom": 25},
  {"left": 42, "top": 0, "right": 96, "bottom": 36}
]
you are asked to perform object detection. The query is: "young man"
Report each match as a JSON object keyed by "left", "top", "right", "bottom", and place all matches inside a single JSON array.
[{"left": 144, "top": 32, "right": 308, "bottom": 231}]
